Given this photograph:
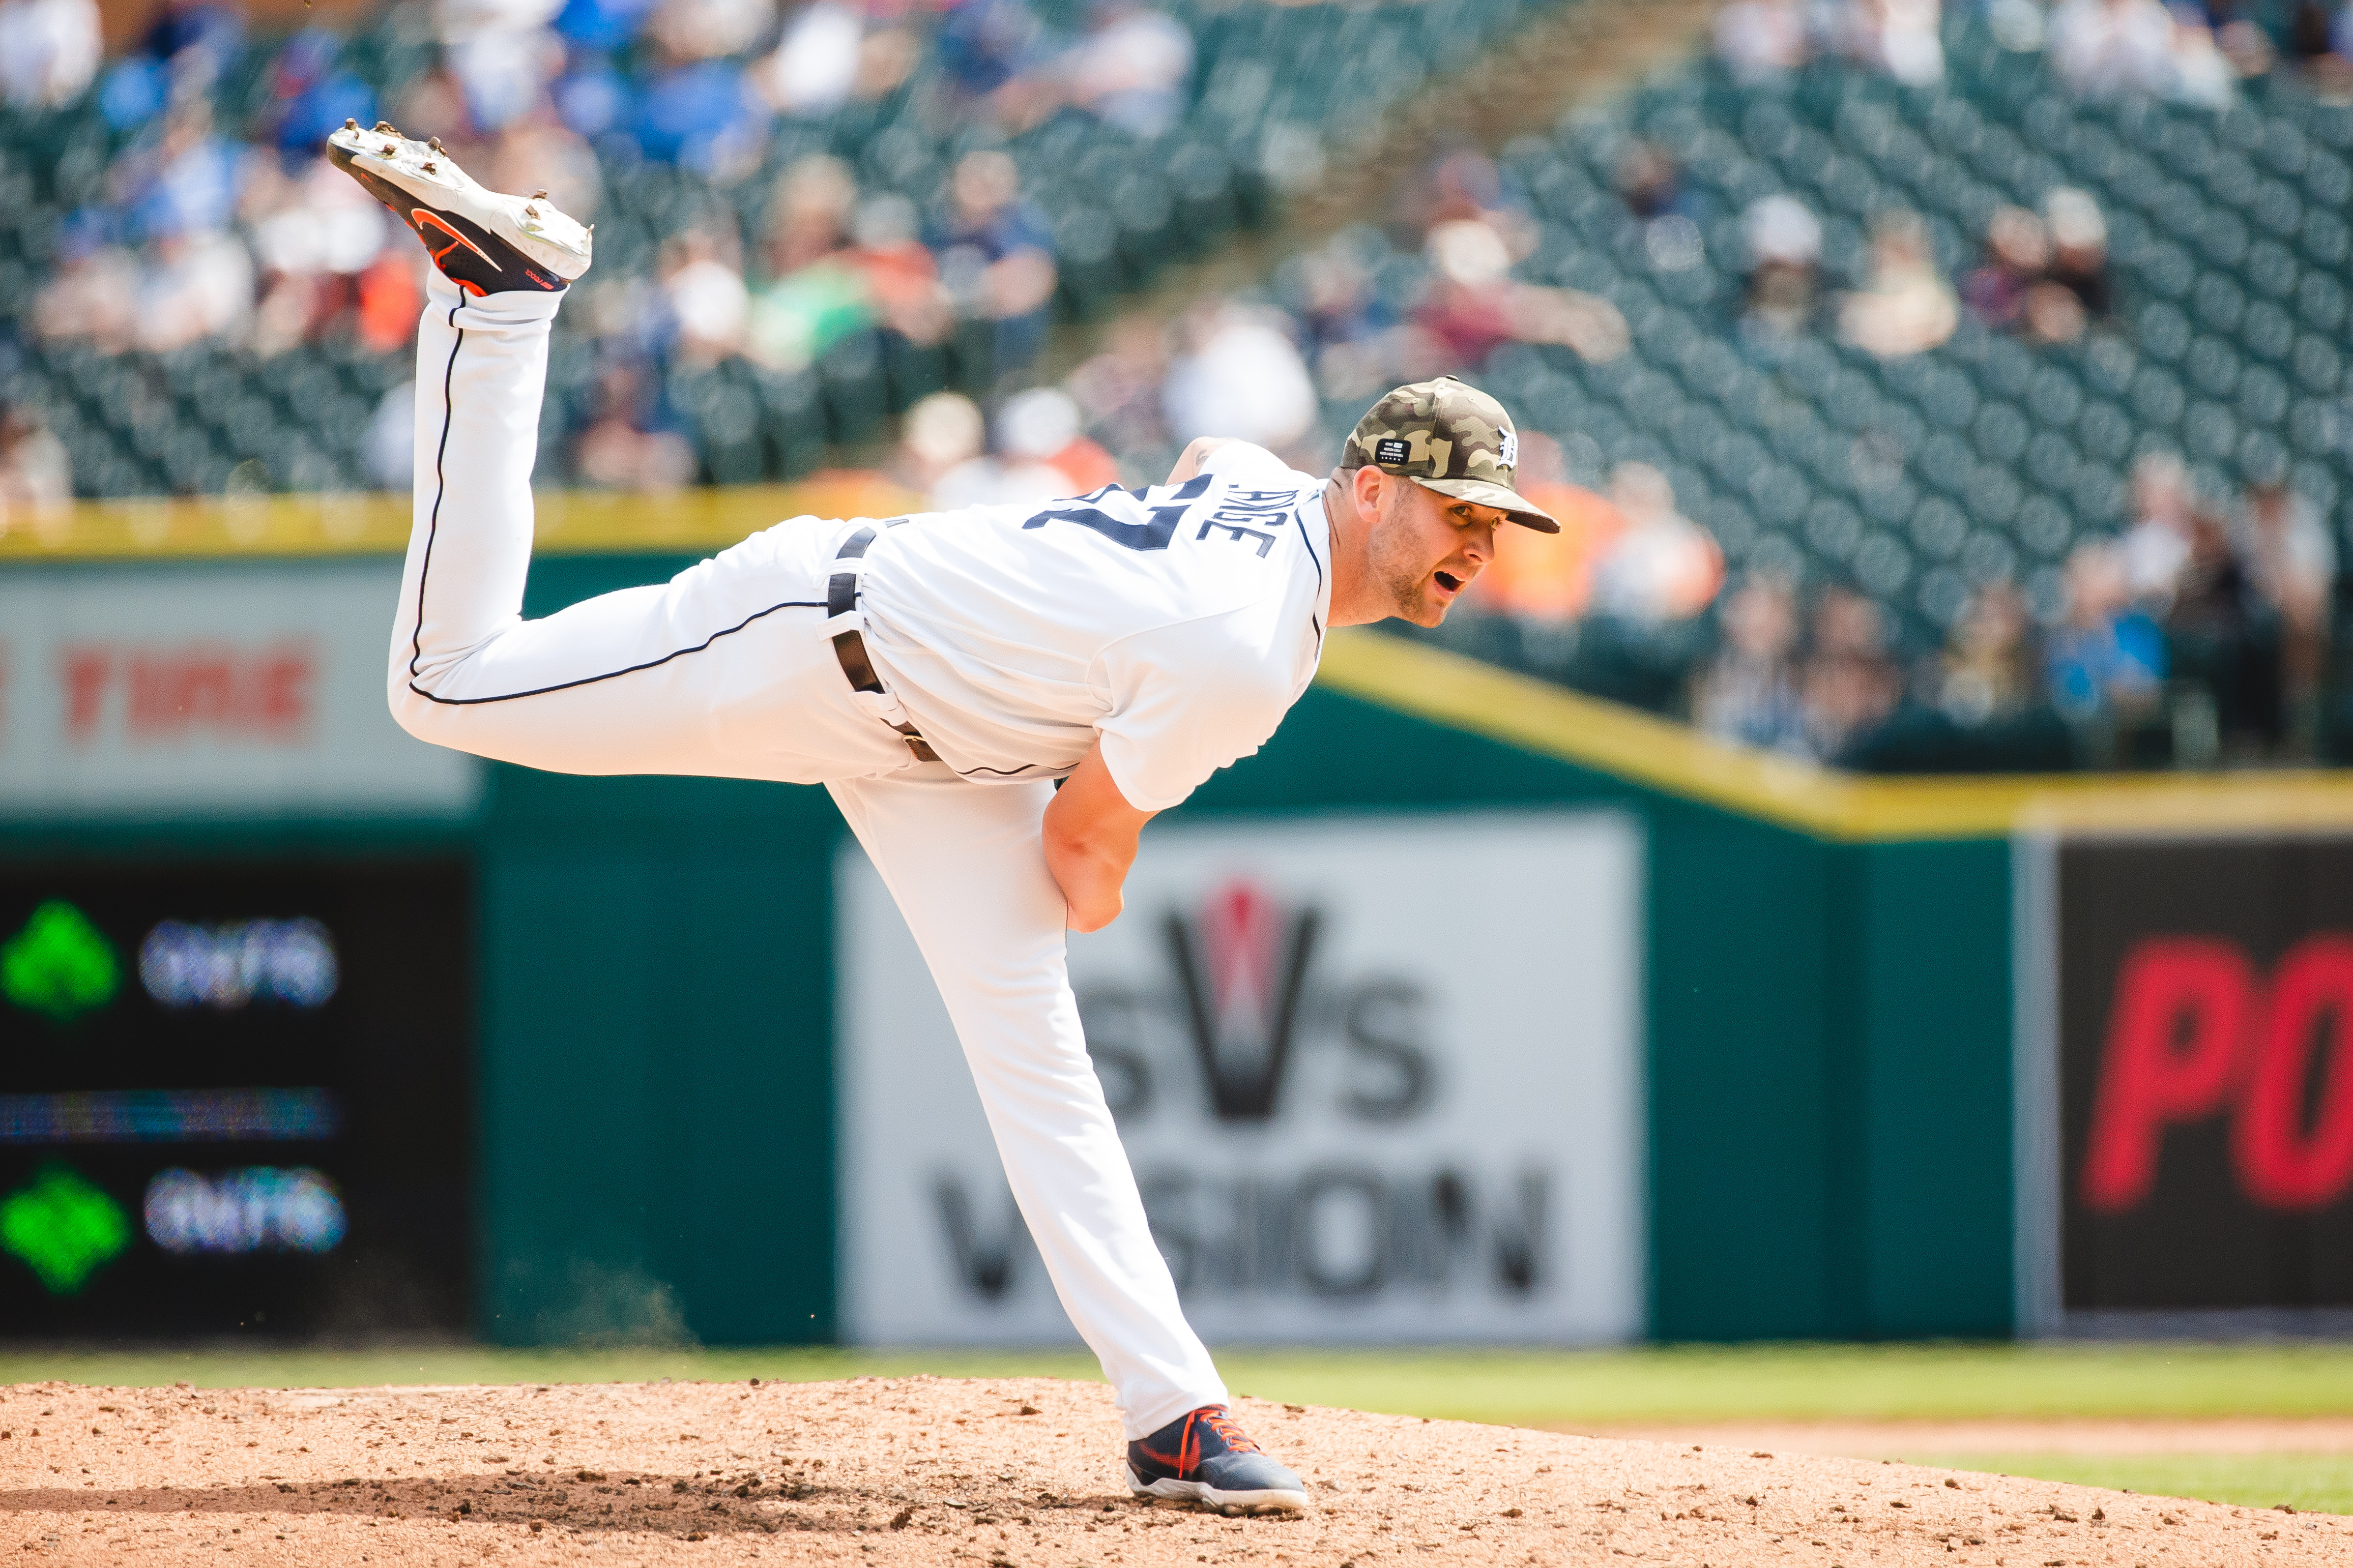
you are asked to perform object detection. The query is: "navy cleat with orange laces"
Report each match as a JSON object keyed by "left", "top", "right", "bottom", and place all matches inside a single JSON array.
[
  {"left": 325, "top": 119, "right": 590, "bottom": 298},
  {"left": 1126, "top": 1406, "right": 1309, "bottom": 1515}
]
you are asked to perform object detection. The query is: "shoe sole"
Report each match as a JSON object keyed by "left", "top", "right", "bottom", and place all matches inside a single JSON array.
[
  {"left": 324, "top": 124, "right": 592, "bottom": 282},
  {"left": 1125, "top": 1465, "right": 1309, "bottom": 1516}
]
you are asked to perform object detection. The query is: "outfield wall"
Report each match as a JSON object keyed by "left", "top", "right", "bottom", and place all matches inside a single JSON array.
[{"left": 4, "top": 513, "right": 2350, "bottom": 1343}]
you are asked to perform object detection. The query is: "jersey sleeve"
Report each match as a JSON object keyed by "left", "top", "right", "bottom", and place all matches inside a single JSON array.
[
  {"left": 1092, "top": 610, "right": 1296, "bottom": 812},
  {"left": 1195, "top": 440, "right": 1298, "bottom": 489}
]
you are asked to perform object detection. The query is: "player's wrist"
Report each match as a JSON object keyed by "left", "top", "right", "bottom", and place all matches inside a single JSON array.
[{"left": 1065, "top": 888, "right": 1123, "bottom": 933}]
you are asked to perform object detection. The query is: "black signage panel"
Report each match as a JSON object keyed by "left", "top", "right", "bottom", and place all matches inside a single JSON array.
[
  {"left": 2058, "top": 837, "right": 2353, "bottom": 1312},
  {"left": 0, "top": 860, "right": 471, "bottom": 1336}
]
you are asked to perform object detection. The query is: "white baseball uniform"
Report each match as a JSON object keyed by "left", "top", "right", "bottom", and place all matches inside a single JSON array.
[{"left": 391, "top": 275, "right": 1332, "bottom": 1438}]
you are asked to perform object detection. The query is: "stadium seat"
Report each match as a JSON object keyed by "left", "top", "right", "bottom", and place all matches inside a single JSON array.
[
  {"left": 0, "top": 0, "right": 1592, "bottom": 497},
  {"left": 1272, "top": 3, "right": 2353, "bottom": 662}
]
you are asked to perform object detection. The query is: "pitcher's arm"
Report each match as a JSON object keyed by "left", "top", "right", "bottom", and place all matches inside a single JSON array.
[
  {"left": 1163, "top": 437, "right": 1237, "bottom": 486},
  {"left": 1042, "top": 741, "right": 1156, "bottom": 933}
]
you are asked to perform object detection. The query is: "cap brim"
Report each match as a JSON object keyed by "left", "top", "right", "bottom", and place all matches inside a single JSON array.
[{"left": 1412, "top": 475, "right": 1559, "bottom": 533}]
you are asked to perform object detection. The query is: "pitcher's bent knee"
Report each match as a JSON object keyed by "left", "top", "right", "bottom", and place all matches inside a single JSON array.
[{"left": 388, "top": 671, "right": 473, "bottom": 753}]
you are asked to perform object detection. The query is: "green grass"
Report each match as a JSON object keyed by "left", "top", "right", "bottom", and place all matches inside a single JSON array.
[
  {"left": 1902, "top": 1454, "right": 2353, "bottom": 1518},
  {"left": 8, "top": 1341, "right": 2352, "bottom": 1514},
  {"left": 1211, "top": 1342, "right": 2353, "bottom": 1426},
  {"left": 12, "top": 1341, "right": 2353, "bottom": 1423}
]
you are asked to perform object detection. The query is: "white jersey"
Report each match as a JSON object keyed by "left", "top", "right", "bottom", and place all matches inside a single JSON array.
[{"left": 856, "top": 442, "right": 1331, "bottom": 810}]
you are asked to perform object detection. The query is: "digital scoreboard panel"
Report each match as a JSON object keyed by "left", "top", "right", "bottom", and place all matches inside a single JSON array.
[{"left": 0, "top": 860, "right": 471, "bottom": 1337}]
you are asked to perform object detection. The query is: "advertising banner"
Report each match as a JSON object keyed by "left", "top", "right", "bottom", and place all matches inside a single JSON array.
[
  {"left": 2039, "top": 836, "right": 2353, "bottom": 1319},
  {"left": 0, "top": 860, "right": 473, "bottom": 1335},
  {"left": 0, "top": 564, "right": 478, "bottom": 815},
  {"left": 839, "top": 811, "right": 1645, "bottom": 1345}
]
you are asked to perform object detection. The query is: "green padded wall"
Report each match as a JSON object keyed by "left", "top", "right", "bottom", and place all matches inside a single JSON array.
[
  {"left": 0, "top": 551, "right": 2023, "bottom": 1345},
  {"left": 476, "top": 768, "right": 841, "bottom": 1345},
  {"left": 1848, "top": 841, "right": 2015, "bottom": 1338}
]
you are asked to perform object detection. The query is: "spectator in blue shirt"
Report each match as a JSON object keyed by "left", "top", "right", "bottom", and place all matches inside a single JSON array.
[
  {"left": 931, "top": 149, "right": 1059, "bottom": 378},
  {"left": 2047, "top": 540, "right": 2166, "bottom": 724}
]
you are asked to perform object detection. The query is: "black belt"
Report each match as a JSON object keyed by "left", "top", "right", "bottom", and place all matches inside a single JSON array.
[{"left": 829, "top": 524, "right": 938, "bottom": 764}]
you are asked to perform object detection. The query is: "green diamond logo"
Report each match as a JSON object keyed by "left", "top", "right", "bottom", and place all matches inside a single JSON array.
[
  {"left": 1, "top": 1166, "right": 131, "bottom": 1294},
  {"left": 1, "top": 900, "right": 121, "bottom": 1023}
]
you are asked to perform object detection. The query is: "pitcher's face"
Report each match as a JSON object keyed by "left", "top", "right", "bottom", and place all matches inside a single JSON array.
[{"left": 1361, "top": 470, "right": 1504, "bottom": 627}]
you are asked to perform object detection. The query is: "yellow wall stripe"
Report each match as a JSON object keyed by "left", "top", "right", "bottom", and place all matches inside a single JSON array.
[
  {"left": 10, "top": 488, "right": 2352, "bottom": 841},
  {"left": 0, "top": 475, "right": 923, "bottom": 562},
  {"left": 1313, "top": 629, "right": 2353, "bottom": 842}
]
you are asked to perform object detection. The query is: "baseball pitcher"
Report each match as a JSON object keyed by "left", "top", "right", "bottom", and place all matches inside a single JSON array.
[{"left": 329, "top": 120, "right": 1558, "bottom": 1515}]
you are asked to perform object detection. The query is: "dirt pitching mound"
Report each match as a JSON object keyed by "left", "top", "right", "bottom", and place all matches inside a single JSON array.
[{"left": 2, "top": 1375, "right": 2343, "bottom": 1564}]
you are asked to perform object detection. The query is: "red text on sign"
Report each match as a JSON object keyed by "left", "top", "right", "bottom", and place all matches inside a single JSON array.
[
  {"left": 2082, "top": 934, "right": 2353, "bottom": 1214},
  {"left": 59, "top": 641, "right": 316, "bottom": 746}
]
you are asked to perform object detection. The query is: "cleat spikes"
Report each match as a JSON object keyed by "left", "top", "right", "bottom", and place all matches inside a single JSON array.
[{"left": 324, "top": 121, "right": 589, "bottom": 290}]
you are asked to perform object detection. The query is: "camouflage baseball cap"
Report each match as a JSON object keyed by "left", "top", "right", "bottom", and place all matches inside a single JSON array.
[{"left": 1341, "top": 374, "right": 1558, "bottom": 533}]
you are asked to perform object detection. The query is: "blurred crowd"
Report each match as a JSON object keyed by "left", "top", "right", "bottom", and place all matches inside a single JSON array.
[
  {"left": 1724, "top": 176, "right": 2112, "bottom": 357},
  {"left": 1715, "top": 0, "right": 2353, "bottom": 105},
  {"left": 883, "top": 123, "right": 2108, "bottom": 763},
  {"left": 532, "top": 137, "right": 1064, "bottom": 490},
  {"left": 1397, "top": 434, "right": 2336, "bottom": 771},
  {"left": 0, "top": 0, "right": 1197, "bottom": 141},
  {"left": 1679, "top": 446, "right": 2334, "bottom": 766},
  {"left": 0, "top": 0, "right": 1217, "bottom": 493},
  {"left": 1716, "top": 0, "right": 1952, "bottom": 88},
  {"left": 0, "top": 398, "right": 73, "bottom": 515},
  {"left": 856, "top": 135, "right": 1639, "bottom": 508},
  {"left": 7, "top": 0, "right": 2353, "bottom": 771}
]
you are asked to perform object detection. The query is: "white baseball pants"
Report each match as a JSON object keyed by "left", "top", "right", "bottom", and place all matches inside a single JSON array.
[{"left": 390, "top": 275, "right": 1227, "bottom": 1438}]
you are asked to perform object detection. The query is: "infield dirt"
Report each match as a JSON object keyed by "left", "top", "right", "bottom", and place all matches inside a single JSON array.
[{"left": 2, "top": 1375, "right": 2342, "bottom": 1564}]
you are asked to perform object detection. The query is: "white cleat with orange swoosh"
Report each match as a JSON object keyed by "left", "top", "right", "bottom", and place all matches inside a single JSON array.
[{"left": 325, "top": 119, "right": 591, "bottom": 297}]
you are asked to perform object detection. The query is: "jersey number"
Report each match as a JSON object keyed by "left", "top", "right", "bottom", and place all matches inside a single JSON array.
[{"left": 1020, "top": 476, "right": 1210, "bottom": 552}]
